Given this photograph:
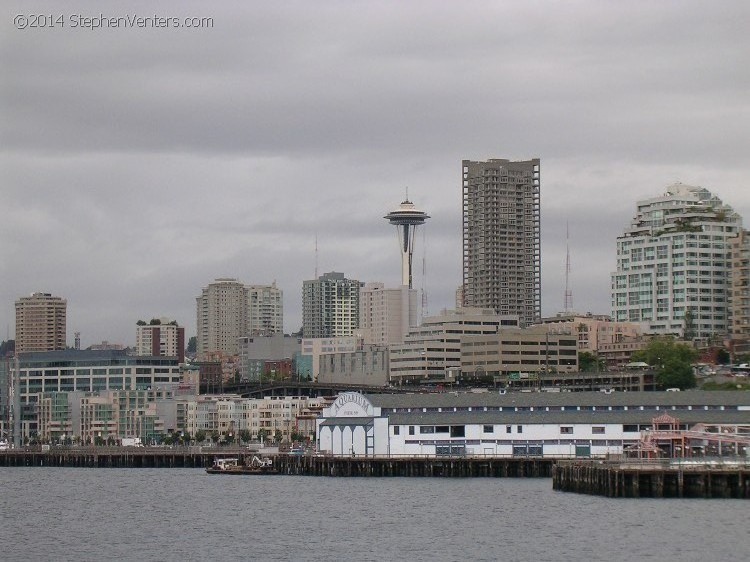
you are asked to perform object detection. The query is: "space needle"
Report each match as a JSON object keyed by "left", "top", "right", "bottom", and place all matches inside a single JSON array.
[{"left": 384, "top": 192, "right": 430, "bottom": 288}]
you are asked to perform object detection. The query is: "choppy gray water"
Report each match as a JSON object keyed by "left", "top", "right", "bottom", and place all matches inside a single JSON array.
[{"left": 0, "top": 468, "right": 746, "bottom": 561}]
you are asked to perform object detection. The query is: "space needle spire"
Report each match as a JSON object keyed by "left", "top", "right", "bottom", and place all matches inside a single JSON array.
[{"left": 384, "top": 190, "right": 430, "bottom": 288}]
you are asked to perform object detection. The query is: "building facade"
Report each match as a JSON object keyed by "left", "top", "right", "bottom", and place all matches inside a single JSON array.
[
  {"left": 196, "top": 278, "right": 248, "bottom": 357},
  {"left": 135, "top": 319, "right": 185, "bottom": 363},
  {"left": 302, "top": 272, "right": 363, "bottom": 338},
  {"left": 359, "top": 283, "right": 417, "bottom": 346},
  {"left": 10, "top": 350, "right": 182, "bottom": 439},
  {"left": 248, "top": 283, "right": 283, "bottom": 336},
  {"left": 460, "top": 325, "right": 579, "bottom": 382},
  {"left": 300, "top": 337, "right": 361, "bottom": 381},
  {"left": 317, "top": 391, "right": 750, "bottom": 458},
  {"left": 730, "top": 230, "right": 750, "bottom": 351},
  {"left": 611, "top": 183, "right": 741, "bottom": 339},
  {"left": 15, "top": 292, "right": 67, "bottom": 353},
  {"left": 462, "top": 158, "right": 541, "bottom": 327},
  {"left": 238, "top": 334, "right": 301, "bottom": 382},
  {"left": 388, "top": 308, "right": 519, "bottom": 385},
  {"left": 317, "top": 345, "right": 390, "bottom": 387}
]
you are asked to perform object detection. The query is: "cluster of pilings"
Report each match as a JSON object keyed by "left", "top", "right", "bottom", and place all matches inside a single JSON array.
[
  {"left": 0, "top": 450, "right": 554, "bottom": 476},
  {"left": 552, "top": 460, "right": 750, "bottom": 498},
  {"left": 275, "top": 455, "right": 552, "bottom": 477}
]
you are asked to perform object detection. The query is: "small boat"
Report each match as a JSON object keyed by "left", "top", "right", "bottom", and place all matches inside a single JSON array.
[{"left": 206, "top": 456, "right": 279, "bottom": 475}]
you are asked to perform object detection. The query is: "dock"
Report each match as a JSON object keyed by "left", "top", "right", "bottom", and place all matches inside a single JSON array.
[
  {"left": 552, "top": 458, "right": 750, "bottom": 498},
  {"left": 0, "top": 448, "right": 552, "bottom": 476}
]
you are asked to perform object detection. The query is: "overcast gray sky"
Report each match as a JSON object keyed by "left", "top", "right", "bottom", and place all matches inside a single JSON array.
[{"left": 2, "top": 0, "right": 749, "bottom": 348}]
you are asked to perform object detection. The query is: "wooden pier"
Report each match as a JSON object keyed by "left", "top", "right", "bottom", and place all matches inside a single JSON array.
[
  {"left": 552, "top": 459, "right": 750, "bottom": 499},
  {"left": 0, "top": 448, "right": 552, "bottom": 477}
]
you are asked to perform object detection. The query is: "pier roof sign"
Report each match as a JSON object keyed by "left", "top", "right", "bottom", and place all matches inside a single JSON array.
[{"left": 332, "top": 392, "right": 374, "bottom": 417}]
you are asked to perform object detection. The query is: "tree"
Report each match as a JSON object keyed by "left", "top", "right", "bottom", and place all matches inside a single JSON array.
[
  {"left": 257, "top": 428, "right": 268, "bottom": 443},
  {"left": 195, "top": 430, "right": 206, "bottom": 443},
  {"left": 578, "top": 352, "right": 604, "bottom": 372},
  {"left": 239, "top": 429, "right": 252, "bottom": 444},
  {"left": 187, "top": 336, "right": 197, "bottom": 354},
  {"left": 632, "top": 337, "right": 698, "bottom": 390},
  {"left": 715, "top": 349, "right": 731, "bottom": 365}
]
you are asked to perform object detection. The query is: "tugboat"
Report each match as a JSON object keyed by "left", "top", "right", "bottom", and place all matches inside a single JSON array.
[{"left": 206, "top": 455, "right": 279, "bottom": 475}]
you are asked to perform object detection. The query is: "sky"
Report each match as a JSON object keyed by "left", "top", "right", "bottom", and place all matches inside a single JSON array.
[{"left": 2, "top": 0, "right": 749, "bottom": 348}]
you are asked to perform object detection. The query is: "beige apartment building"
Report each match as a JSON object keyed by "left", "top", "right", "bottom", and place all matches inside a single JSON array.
[
  {"left": 15, "top": 292, "right": 67, "bottom": 353},
  {"left": 135, "top": 318, "right": 185, "bottom": 362},
  {"left": 359, "top": 282, "right": 417, "bottom": 346}
]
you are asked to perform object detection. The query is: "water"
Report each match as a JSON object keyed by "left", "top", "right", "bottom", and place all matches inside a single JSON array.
[{"left": 0, "top": 468, "right": 747, "bottom": 561}]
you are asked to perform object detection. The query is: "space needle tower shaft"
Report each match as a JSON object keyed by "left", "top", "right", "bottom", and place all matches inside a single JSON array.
[{"left": 384, "top": 193, "right": 430, "bottom": 288}]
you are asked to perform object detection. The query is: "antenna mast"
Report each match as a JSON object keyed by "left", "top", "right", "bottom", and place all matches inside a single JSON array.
[
  {"left": 421, "top": 226, "right": 428, "bottom": 318},
  {"left": 314, "top": 232, "right": 319, "bottom": 278},
  {"left": 564, "top": 222, "right": 573, "bottom": 313}
]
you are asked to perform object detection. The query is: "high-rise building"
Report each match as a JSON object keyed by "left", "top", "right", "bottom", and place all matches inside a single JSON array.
[
  {"left": 611, "top": 183, "right": 741, "bottom": 339},
  {"left": 462, "top": 158, "right": 541, "bottom": 327},
  {"left": 247, "top": 283, "right": 283, "bottom": 336},
  {"left": 359, "top": 282, "right": 417, "bottom": 346},
  {"left": 302, "top": 272, "right": 363, "bottom": 338},
  {"left": 135, "top": 318, "right": 185, "bottom": 363},
  {"left": 196, "top": 279, "right": 248, "bottom": 357},
  {"left": 15, "top": 292, "right": 67, "bottom": 353},
  {"left": 730, "top": 230, "right": 750, "bottom": 350}
]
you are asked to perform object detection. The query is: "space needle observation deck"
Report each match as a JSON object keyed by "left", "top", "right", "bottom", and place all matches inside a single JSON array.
[{"left": 384, "top": 195, "right": 430, "bottom": 288}]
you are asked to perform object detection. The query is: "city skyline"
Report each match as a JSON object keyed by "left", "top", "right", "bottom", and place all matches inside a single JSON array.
[{"left": 3, "top": 1, "right": 749, "bottom": 347}]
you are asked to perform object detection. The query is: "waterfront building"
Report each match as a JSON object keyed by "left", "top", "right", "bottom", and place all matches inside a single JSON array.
[
  {"left": 248, "top": 283, "right": 283, "bottom": 336},
  {"left": 388, "top": 308, "right": 519, "bottom": 385},
  {"left": 38, "top": 388, "right": 172, "bottom": 445},
  {"left": 462, "top": 158, "right": 541, "bottom": 327},
  {"left": 611, "top": 183, "right": 741, "bottom": 340},
  {"left": 196, "top": 278, "right": 248, "bottom": 357},
  {"left": 359, "top": 282, "right": 417, "bottom": 346},
  {"left": 317, "top": 390, "right": 750, "bottom": 458},
  {"left": 302, "top": 272, "right": 363, "bottom": 339},
  {"left": 135, "top": 318, "right": 185, "bottom": 363},
  {"left": 38, "top": 392, "right": 72, "bottom": 443},
  {"left": 180, "top": 394, "right": 326, "bottom": 442},
  {"left": 15, "top": 292, "right": 67, "bottom": 353},
  {"left": 11, "top": 349, "right": 181, "bottom": 439}
]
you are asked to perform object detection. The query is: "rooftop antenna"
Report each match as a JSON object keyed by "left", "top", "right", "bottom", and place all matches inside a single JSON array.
[
  {"left": 564, "top": 222, "right": 573, "bottom": 313},
  {"left": 421, "top": 225, "right": 428, "bottom": 318},
  {"left": 314, "top": 232, "right": 319, "bottom": 279}
]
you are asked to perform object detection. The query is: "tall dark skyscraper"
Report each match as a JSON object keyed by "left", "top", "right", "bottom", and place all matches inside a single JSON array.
[{"left": 462, "top": 158, "right": 541, "bottom": 326}]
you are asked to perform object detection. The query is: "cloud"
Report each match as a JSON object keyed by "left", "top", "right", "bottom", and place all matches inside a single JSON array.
[{"left": 2, "top": 0, "right": 749, "bottom": 346}]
